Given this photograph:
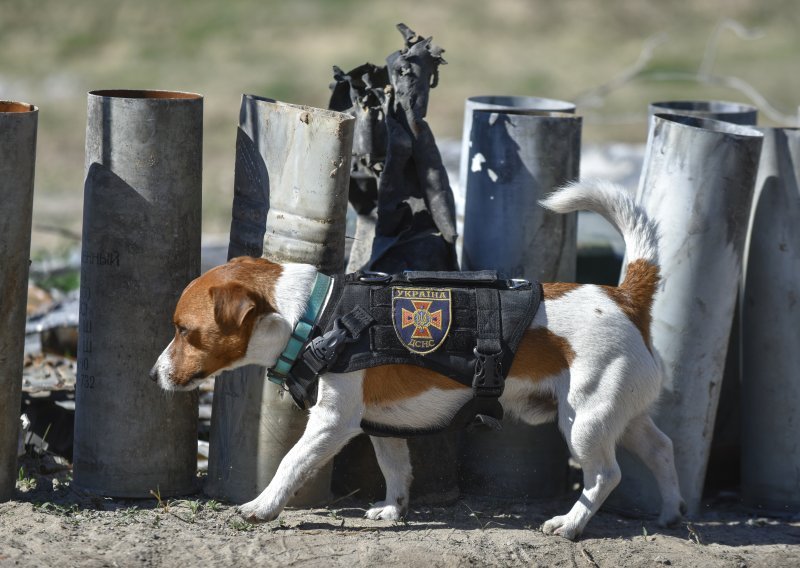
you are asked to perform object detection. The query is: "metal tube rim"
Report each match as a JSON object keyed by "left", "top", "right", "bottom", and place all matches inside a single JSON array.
[
  {"left": 242, "top": 93, "right": 354, "bottom": 123},
  {"left": 756, "top": 126, "right": 800, "bottom": 134},
  {"left": 88, "top": 89, "right": 203, "bottom": 100},
  {"left": 652, "top": 112, "right": 763, "bottom": 139},
  {"left": 0, "top": 100, "right": 38, "bottom": 113},
  {"left": 466, "top": 94, "right": 576, "bottom": 112},
  {"left": 650, "top": 99, "right": 757, "bottom": 114},
  {"left": 472, "top": 108, "right": 581, "bottom": 120}
]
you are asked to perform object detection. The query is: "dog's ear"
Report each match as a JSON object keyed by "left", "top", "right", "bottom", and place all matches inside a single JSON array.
[{"left": 209, "top": 283, "right": 258, "bottom": 334}]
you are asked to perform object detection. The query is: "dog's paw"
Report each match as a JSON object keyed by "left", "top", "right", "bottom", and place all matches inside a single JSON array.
[
  {"left": 542, "top": 515, "right": 581, "bottom": 541},
  {"left": 658, "top": 500, "right": 687, "bottom": 528},
  {"left": 237, "top": 499, "right": 280, "bottom": 523},
  {"left": 365, "top": 501, "right": 405, "bottom": 521}
]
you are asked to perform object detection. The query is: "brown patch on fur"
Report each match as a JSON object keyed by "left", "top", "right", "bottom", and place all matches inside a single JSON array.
[
  {"left": 363, "top": 328, "right": 576, "bottom": 403},
  {"left": 167, "top": 257, "right": 283, "bottom": 386},
  {"left": 542, "top": 282, "right": 581, "bottom": 300},
  {"left": 510, "top": 328, "right": 575, "bottom": 382},
  {"left": 602, "top": 259, "right": 659, "bottom": 348},
  {"left": 363, "top": 365, "right": 468, "bottom": 405}
]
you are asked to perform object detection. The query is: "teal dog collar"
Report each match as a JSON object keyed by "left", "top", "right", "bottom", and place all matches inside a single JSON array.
[{"left": 267, "top": 271, "right": 332, "bottom": 385}]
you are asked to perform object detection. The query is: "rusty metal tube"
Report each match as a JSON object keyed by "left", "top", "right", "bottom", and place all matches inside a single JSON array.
[
  {"left": 741, "top": 127, "right": 800, "bottom": 512},
  {"left": 0, "top": 101, "right": 38, "bottom": 502},
  {"left": 612, "top": 114, "right": 763, "bottom": 516},
  {"left": 205, "top": 95, "right": 354, "bottom": 505},
  {"left": 72, "top": 90, "right": 203, "bottom": 497},
  {"left": 459, "top": 110, "right": 581, "bottom": 498}
]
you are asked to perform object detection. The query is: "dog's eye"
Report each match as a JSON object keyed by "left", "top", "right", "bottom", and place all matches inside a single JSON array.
[{"left": 175, "top": 324, "right": 189, "bottom": 337}]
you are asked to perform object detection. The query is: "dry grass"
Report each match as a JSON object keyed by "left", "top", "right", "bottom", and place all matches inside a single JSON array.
[{"left": 1, "top": 0, "right": 797, "bottom": 252}]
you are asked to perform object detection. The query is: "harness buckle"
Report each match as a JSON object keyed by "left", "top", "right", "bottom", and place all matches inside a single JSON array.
[
  {"left": 473, "top": 348, "right": 504, "bottom": 397},
  {"left": 469, "top": 414, "right": 503, "bottom": 431},
  {"left": 358, "top": 271, "right": 391, "bottom": 283},
  {"left": 303, "top": 320, "right": 352, "bottom": 374},
  {"left": 508, "top": 278, "right": 531, "bottom": 290}
]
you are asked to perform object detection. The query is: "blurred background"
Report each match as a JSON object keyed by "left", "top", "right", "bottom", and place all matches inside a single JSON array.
[{"left": 1, "top": 0, "right": 798, "bottom": 255}]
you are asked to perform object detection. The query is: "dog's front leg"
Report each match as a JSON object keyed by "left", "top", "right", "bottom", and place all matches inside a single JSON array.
[
  {"left": 366, "top": 436, "right": 412, "bottom": 520},
  {"left": 237, "top": 410, "right": 361, "bottom": 522}
]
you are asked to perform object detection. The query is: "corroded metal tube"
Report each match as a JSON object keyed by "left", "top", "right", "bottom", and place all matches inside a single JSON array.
[
  {"left": 0, "top": 101, "right": 38, "bottom": 502},
  {"left": 612, "top": 114, "right": 763, "bottom": 516},
  {"left": 741, "top": 127, "right": 800, "bottom": 512},
  {"left": 72, "top": 90, "right": 203, "bottom": 497},
  {"left": 206, "top": 95, "right": 354, "bottom": 505},
  {"left": 648, "top": 100, "right": 758, "bottom": 492},
  {"left": 458, "top": 96, "right": 575, "bottom": 197},
  {"left": 459, "top": 110, "right": 581, "bottom": 498}
]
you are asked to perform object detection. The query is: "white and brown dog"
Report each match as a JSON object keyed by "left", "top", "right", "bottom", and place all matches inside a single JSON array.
[{"left": 151, "top": 180, "right": 684, "bottom": 540}]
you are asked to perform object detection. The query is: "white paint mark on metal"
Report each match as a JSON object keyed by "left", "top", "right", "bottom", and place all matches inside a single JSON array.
[{"left": 470, "top": 152, "right": 485, "bottom": 173}]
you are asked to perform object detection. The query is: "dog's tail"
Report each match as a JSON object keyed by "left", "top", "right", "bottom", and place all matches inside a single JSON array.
[
  {"left": 540, "top": 179, "right": 658, "bottom": 268},
  {"left": 540, "top": 179, "right": 660, "bottom": 333}
]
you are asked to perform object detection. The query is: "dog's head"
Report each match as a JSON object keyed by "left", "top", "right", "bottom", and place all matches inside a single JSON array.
[{"left": 150, "top": 257, "right": 288, "bottom": 391}]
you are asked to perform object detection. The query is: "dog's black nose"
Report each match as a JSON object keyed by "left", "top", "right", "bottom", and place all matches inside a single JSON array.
[{"left": 148, "top": 366, "right": 159, "bottom": 382}]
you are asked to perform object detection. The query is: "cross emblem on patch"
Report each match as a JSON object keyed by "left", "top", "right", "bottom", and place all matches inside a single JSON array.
[
  {"left": 392, "top": 288, "right": 452, "bottom": 355},
  {"left": 401, "top": 300, "right": 444, "bottom": 339}
]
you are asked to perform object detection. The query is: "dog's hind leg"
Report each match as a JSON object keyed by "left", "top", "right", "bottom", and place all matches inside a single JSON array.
[
  {"left": 366, "top": 436, "right": 412, "bottom": 520},
  {"left": 620, "top": 413, "right": 685, "bottom": 526},
  {"left": 543, "top": 410, "right": 623, "bottom": 540}
]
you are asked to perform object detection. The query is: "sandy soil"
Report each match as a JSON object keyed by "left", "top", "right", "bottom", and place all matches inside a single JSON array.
[{"left": 1, "top": 456, "right": 798, "bottom": 568}]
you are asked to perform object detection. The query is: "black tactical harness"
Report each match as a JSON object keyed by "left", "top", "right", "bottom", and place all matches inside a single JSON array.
[{"left": 268, "top": 270, "right": 542, "bottom": 436}]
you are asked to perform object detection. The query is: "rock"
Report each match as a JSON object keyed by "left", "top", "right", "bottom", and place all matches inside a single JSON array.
[{"left": 27, "top": 283, "right": 54, "bottom": 317}]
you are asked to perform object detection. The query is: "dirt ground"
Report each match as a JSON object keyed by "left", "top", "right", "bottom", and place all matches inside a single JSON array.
[{"left": 1, "top": 456, "right": 798, "bottom": 568}]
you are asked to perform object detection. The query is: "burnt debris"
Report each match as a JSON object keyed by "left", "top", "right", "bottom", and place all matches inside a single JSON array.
[{"left": 329, "top": 23, "right": 458, "bottom": 272}]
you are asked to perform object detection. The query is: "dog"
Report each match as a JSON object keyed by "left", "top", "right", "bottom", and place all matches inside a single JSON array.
[{"left": 150, "top": 179, "right": 684, "bottom": 540}]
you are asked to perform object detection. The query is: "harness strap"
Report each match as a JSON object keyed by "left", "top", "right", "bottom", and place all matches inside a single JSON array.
[
  {"left": 339, "top": 305, "right": 375, "bottom": 338},
  {"left": 474, "top": 288, "right": 504, "bottom": 396},
  {"left": 362, "top": 397, "right": 503, "bottom": 437},
  {"left": 467, "top": 287, "right": 506, "bottom": 423},
  {"left": 287, "top": 305, "right": 376, "bottom": 409}
]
